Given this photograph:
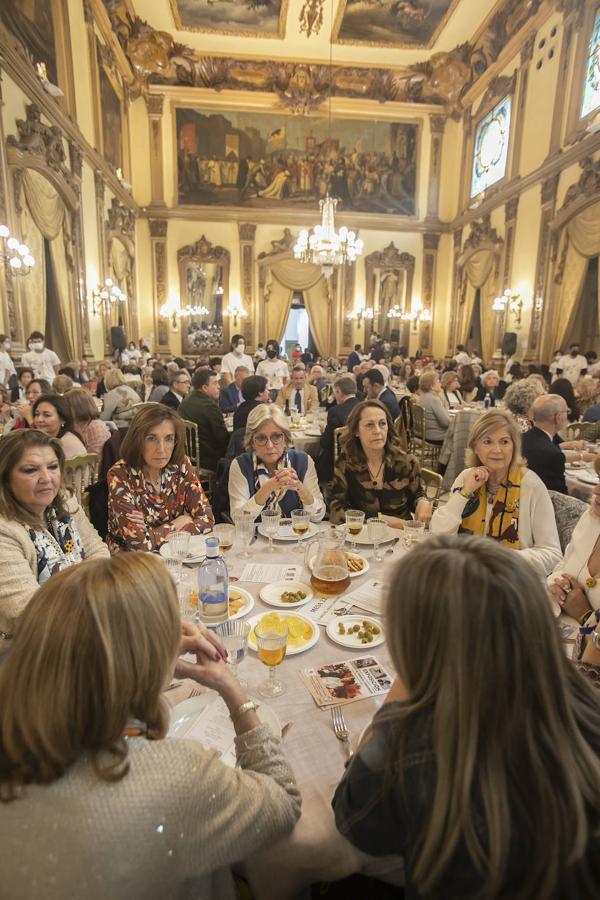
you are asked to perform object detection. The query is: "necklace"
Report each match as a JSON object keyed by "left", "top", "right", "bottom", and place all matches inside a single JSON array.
[{"left": 367, "top": 459, "right": 384, "bottom": 487}]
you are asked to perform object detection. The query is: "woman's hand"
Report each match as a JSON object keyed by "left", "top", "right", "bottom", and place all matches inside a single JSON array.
[
  {"left": 171, "top": 514, "right": 194, "bottom": 531},
  {"left": 550, "top": 573, "right": 591, "bottom": 620},
  {"left": 174, "top": 621, "right": 229, "bottom": 684},
  {"left": 414, "top": 498, "right": 432, "bottom": 524},
  {"left": 461, "top": 466, "right": 489, "bottom": 495}
]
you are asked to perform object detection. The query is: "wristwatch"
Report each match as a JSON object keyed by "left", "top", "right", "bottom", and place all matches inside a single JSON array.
[{"left": 230, "top": 700, "right": 260, "bottom": 723}]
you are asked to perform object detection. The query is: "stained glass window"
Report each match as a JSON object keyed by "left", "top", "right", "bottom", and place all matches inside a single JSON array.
[
  {"left": 470, "top": 95, "right": 512, "bottom": 198},
  {"left": 581, "top": 7, "right": 600, "bottom": 119}
]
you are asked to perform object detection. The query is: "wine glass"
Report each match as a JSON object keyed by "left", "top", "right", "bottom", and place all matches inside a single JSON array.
[
  {"left": 255, "top": 616, "right": 288, "bottom": 697},
  {"left": 367, "top": 517, "right": 387, "bottom": 563},
  {"left": 401, "top": 519, "right": 425, "bottom": 551},
  {"left": 217, "top": 619, "right": 251, "bottom": 687},
  {"left": 345, "top": 509, "right": 365, "bottom": 552},
  {"left": 291, "top": 508, "right": 311, "bottom": 553},
  {"left": 213, "top": 523, "right": 235, "bottom": 554},
  {"left": 234, "top": 510, "right": 254, "bottom": 558},
  {"left": 261, "top": 508, "right": 281, "bottom": 553}
]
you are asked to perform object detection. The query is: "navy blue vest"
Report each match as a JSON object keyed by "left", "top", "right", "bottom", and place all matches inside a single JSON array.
[{"left": 236, "top": 449, "right": 309, "bottom": 517}]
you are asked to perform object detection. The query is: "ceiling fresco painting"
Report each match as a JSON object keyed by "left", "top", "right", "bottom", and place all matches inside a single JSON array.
[
  {"left": 333, "top": 0, "right": 460, "bottom": 49},
  {"left": 169, "top": 0, "right": 288, "bottom": 39}
]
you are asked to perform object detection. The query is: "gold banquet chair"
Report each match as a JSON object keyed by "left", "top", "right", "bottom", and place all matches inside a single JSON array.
[
  {"left": 333, "top": 426, "right": 347, "bottom": 468},
  {"left": 63, "top": 453, "right": 99, "bottom": 510},
  {"left": 410, "top": 404, "right": 441, "bottom": 469},
  {"left": 182, "top": 418, "right": 215, "bottom": 500},
  {"left": 420, "top": 468, "right": 443, "bottom": 511},
  {"left": 566, "top": 421, "right": 600, "bottom": 443}
]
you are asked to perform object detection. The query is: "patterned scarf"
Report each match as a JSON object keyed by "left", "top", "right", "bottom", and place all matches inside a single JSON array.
[
  {"left": 27, "top": 507, "right": 85, "bottom": 584},
  {"left": 253, "top": 450, "right": 290, "bottom": 512},
  {"left": 458, "top": 466, "right": 522, "bottom": 548}
]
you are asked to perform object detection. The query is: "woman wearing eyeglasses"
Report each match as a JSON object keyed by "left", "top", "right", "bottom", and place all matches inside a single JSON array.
[
  {"left": 329, "top": 399, "right": 431, "bottom": 527},
  {"left": 107, "top": 405, "right": 214, "bottom": 552},
  {"left": 228, "top": 404, "right": 325, "bottom": 521}
]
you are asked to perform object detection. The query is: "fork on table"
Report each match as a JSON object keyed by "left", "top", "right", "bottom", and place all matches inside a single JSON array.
[{"left": 331, "top": 704, "right": 353, "bottom": 758}]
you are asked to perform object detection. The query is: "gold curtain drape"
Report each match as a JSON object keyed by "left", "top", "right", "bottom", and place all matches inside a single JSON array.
[
  {"left": 21, "top": 170, "right": 77, "bottom": 360},
  {"left": 20, "top": 200, "right": 46, "bottom": 337},
  {"left": 303, "top": 282, "right": 331, "bottom": 357},
  {"left": 267, "top": 258, "right": 329, "bottom": 353},
  {"left": 264, "top": 271, "right": 292, "bottom": 344},
  {"left": 459, "top": 250, "right": 496, "bottom": 358}
]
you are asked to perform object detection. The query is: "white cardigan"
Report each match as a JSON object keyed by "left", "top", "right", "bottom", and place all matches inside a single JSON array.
[
  {"left": 431, "top": 468, "right": 562, "bottom": 577},
  {"left": 548, "top": 509, "right": 600, "bottom": 609},
  {"left": 228, "top": 454, "right": 325, "bottom": 522}
]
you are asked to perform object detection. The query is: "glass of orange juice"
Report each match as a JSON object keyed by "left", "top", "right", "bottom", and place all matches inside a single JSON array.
[{"left": 255, "top": 615, "right": 288, "bottom": 697}]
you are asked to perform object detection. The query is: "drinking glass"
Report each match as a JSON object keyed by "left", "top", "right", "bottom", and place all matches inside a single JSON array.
[
  {"left": 367, "top": 517, "right": 387, "bottom": 562},
  {"left": 345, "top": 509, "right": 365, "bottom": 552},
  {"left": 234, "top": 510, "right": 254, "bottom": 558},
  {"left": 176, "top": 572, "right": 198, "bottom": 620},
  {"left": 255, "top": 616, "right": 288, "bottom": 697},
  {"left": 261, "top": 508, "right": 281, "bottom": 552},
  {"left": 213, "top": 523, "right": 235, "bottom": 554},
  {"left": 217, "top": 619, "right": 251, "bottom": 687},
  {"left": 291, "top": 508, "right": 311, "bottom": 553},
  {"left": 402, "top": 519, "right": 425, "bottom": 550},
  {"left": 168, "top": 531, "right": 190, "bottom": 562},
  {"left": 165, "top": 555, "right": 184, "bottom": 585},
  {"left": 291, "top": 409, "right": 300, "bottom": 426}
]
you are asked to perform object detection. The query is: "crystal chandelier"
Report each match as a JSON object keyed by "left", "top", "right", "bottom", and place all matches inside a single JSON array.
[
  {"left": 294, "top": 196, "right": 363, "bottom": 279},
  {"left": 0, "top": 225, "right": 35, "bottom": 275},
  {"left": 91, "top": 278, "right": 126, "bottom": 315}
]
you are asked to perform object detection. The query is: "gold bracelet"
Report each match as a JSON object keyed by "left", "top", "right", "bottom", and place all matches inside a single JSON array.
[
  {"left": 578, "top": 608, "right": 594, "bottom": 626},
  {"left": 229, "top": 700, "right": 260, "bottom": 723},
  {"left": 459, "top": 487, "right": 472, "bottom": 500}
]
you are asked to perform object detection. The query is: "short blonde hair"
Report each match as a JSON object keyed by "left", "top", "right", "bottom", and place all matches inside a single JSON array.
[
  {"left": 441, "top": 371, "right": 459, "bottom": 390},
  {"left": 419, "top": 371, "right": 439, "bottom": 392},
  {"left": 0, "top": 554, "right": 180, "bottom": 800},
  {"left": 465, "top": 409, "right": 523, "bottom": 469},
  {"left": 104, "top": 368, "right": 126, "bottom": 391},
  {"left": 244, "top": 403, "right": 291, "bottom": 450}
]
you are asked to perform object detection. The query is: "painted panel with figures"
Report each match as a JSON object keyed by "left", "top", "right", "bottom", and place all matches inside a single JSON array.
[
  {"left": 169, "top": 0, "right": 287, "bottom": 38},
  {"left": 176, "top": 108, "right": 418, "bottom": 216},
  {"left": 333, "top": 0, "right": 458, "bottom": 48}
]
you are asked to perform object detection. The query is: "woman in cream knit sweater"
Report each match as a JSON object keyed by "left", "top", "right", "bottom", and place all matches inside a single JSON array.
[
  {"left": 0, "top": 554, "right": 301, "bottom": 899},
  {"left": 0, "top": 429, "right": 108, "bottom": 641}
]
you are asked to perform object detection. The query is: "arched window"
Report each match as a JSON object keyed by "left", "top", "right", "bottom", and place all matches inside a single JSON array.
[
  {"left": 581, "top": 6, "right": 600, "bottom": 119},
  {"left": 470, "top": 95, "right": 512, "bottom": 198}
]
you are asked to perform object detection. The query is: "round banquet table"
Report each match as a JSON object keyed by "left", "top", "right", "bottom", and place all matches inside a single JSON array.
[
  {"left": 290, "top": 425, "right": 323, "bottom": 458},
  {"left": 565, "top": 465, "right": 597, "bottom": 503},
  {"left": 162, "top": 525, "right": 406, "bottom": 899}
]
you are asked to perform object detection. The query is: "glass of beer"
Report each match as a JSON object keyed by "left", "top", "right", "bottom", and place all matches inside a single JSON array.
[
  {"left": 213, "top": 523, "right": 235, "bottom": 554},
  {"left": 291, "top": 508, "right": 311, "bottom": 552},
  {"left": 345, "top": 509, "right": 365, "bottom": 552},
  {"left": 255, "top": 616, "right": 288, "bottom": 697}
]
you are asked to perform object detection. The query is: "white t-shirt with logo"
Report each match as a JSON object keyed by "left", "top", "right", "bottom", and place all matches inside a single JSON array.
[
  {"left": 256, "top": 357, "right": 289, "bottom": 391},
  {"left": 21, "top": 347, "right": 61, "bottom": 381},
  {"left": 556, "top": 354, "right": 588, "bottom": 384},
  {"left": 220, "top": 351, "right": 255, "bottom": 377},
  {"left": 0, "top": 350, "right": 16, "bottom": 385}
]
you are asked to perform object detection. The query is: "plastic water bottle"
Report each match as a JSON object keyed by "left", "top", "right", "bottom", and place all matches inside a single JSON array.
[
  {"left": 198, "top": 536, "right": 229, "bottom": 627},
  {"left": 484, "top": 392, "right": 491, "bottom": 409}
]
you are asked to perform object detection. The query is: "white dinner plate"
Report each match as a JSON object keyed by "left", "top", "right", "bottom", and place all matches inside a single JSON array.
[
  {"left": 257, "top": 521, "right": 319, "bottom": 542},
  {"left": 227, "top": 586, "right": 255, "bottom": 620},
  {"left": 159, "top": 535, "right": 208, "bottom": 563},
  {"left": 344, "top": 524, "right": 397, "bottom": 545},
  {"left": 303, "top": 427, "right": 322, "bottom": 437},
  {"left": 246, "top": 611, "right": 320, "bottom": 656},
  {"left": 259, "top": 581, "right": 314, "bottom": 608},
  {"left": 308, "top": 553, "right": 370, "bottom": 579},
  {"left": 326, "top": 615, "right": 385, "bottom": 649},
  {"left": 168, "top": 693, "right": 281, "bottom": 765},
  {"left": 577, "top": 471, "right": 599, "bottom": 485}
]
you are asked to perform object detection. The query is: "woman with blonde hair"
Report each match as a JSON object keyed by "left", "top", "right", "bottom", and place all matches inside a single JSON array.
[
  {"left": 431, "top": 410, "right": 561, "bottom": 575},
  {"left": 107, "top": 404, "right": 213, "bottom": 552},
  {"left": 99, "top": 368, "right": 141, "bottom": 427},
  {"left": 440, "top": 370, "right": 463, "bottom": 409},
  {"left": 0, "top": 553, "right": 301, "bottom": 897},
  {"left": 330, "top": 399, "right": 430, "bottom": 527},
  {"left": 333, "top": 535, "right": 600, "bottom": 898},
  {"left": 65, "top": 388, "right": 111, "bottom": 455},
  {"left": 228, "top": 403, "right": 324, "bottom": 520}
]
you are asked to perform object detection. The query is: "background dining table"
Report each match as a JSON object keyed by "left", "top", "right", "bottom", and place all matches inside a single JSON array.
[{"left": 163, "top": 523, "right": 406, "bottom": 900}]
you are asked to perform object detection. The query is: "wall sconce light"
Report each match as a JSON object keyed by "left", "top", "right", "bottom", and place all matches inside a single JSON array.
[
  {"left": 0, "top": 225, "right": 35, "bottom": 275},
  {"left": 223, "top": 297, "right": 248, "bottom": 328},
  {"left": 35, "top": 62, "right": 64, "bottom": 98},
  {"left": 492, "top": 289, "right": 523, "bottom": 328},
  {"left": 90, "top": 278, "right": 127, "bottom": 316},
  {"left": 347, "top": 304, "right": 374, "bottom": 323},
  {"left": 387, "top": 304, "right": 404, "bottom": 319}
]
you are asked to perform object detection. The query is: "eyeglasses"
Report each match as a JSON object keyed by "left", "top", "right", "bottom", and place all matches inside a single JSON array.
[
  {"left": 360, "top": 420, "right": 388, "bottom": 432},
  {"left": 176, "top": 379, "right": 191, "bottom": 385},
  {"left": 254, "top": 432, "right": 285, "bottom": 446},
  {"left": 145, "top": 434, "right": 176, "bottom": 446}
]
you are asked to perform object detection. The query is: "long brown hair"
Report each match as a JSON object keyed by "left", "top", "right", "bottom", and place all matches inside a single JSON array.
[
  {"left": 120, "top": 404, "right": 186, "bottom": 469},
  {"left": 0, "top": 554, "right": 180, "bottom": 802},
  {"left": 377, "top": 535, "right": 600, "bottom": 898},
  {"left": 342, "top": 399, "right": 403, "bottom": 469},
  {"left": 0, "top": 430, "right": 68, "bottom": 526}
]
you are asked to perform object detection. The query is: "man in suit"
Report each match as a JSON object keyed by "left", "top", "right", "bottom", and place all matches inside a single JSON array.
[
  {"left": 233, "top": 374, "right": 270, "bottom": 432},
  {"left": 219, "top": 365, "right": 250, "bottom": 413},
  {"left": 316, "top": 376, "right": 359, "bottom": 481},
  {"left": 362, "top": 367, "right": 400, "bottom": 420},
  {"left": 178, "top": 368, "right": 229, "bottom": 472},
  {"left": 160, "top": 369, "right": 191, "bottom": 410},
  {"left": 276, "top": 366, "right": 318, "bottom": 415},
  {"left": 522, "top": 395, "right": 594, "bottom": 494}
]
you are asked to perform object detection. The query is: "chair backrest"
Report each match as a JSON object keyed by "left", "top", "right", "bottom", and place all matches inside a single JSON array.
[
  {"left": 566, "top": 421, "right": 599, "bottom": 442},
  {"left": 420, "top": 467, "right": 443, "bottom": 508},
  {"left": 411, "top": 403, "right": 426, "bottom": 441},
  {"left": 333, "top": 426, "right": 347, "bottom": 467},
  {"left": 63, "top": 453, "right": 99, "bottom": 505},
  {"left": 398, "top": 394, "right": 415, "bottom": 437},
  {"left": 182, "top": 418, "right": 200, "bottom": 468},
  {"left": 548, "top": 489, "right": 589, "bottom": 553}
]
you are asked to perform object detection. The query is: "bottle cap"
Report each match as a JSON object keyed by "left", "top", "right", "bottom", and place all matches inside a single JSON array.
[{"left": 205, "top": 536, "right": 219, "bottom": 556}]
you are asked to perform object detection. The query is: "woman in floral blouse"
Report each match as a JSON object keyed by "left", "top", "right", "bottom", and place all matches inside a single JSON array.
[{"left": 107, "top": 405, "right": 213, "bottom": 552}]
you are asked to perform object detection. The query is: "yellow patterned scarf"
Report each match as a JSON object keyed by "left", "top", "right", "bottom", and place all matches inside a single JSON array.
[{"left": 457, "top": 466, "right": 522, "bottom": 548}]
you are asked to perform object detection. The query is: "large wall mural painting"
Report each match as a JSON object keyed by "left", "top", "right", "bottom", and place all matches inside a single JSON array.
[
  {"left": 169, "top": 0, "right": 288, "bottom": 38},
  {"left": 176, "top": 108, "right": 418, "bottom": 216},
  {"left": 0, "top": 0, "right": 57, "bottom": 83},
  {"left": 333, "top": 0, "right": 458, "bottom": 48}
]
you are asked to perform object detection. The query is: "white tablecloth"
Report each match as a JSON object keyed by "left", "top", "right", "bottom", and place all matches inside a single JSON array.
[
  {"left": 565, "top": 467, "right": 596, "bottom": 503},
  {"left": 290, "top": 427, "right": 322, "bottom": 458},
  {"left": 164, "top": 528, "right": 406, "bottom": 898}
]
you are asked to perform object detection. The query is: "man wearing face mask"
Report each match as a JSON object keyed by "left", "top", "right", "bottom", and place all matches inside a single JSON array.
[
  {"left": 21, "top": 332, "right": 61, "bottom": 382},
  {"left": 0, "top": 335, "right": 16, "bottom": 388},
  {"left": 220, "top": 334, "right": 255, "bottom": 385},
  {"left": 256, "top": 340, "right": 289, "bottom": 398},
  {"left": 556, "top": 343, "right": 588, "bottom": 385}
]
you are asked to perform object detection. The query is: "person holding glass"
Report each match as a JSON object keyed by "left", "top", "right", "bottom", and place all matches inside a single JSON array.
[
  {"left": 228, "top": 403, "right": 325, "bottom": 522},
  {"left": 430, "top": 409, "right": 561, "bottom": 577},
  {"left": 329, "top": 400, "right": 430, "bottom": 527},
  {"left": 107, "top": 405, "right": 213, "bottom": 552},
  {"left": 0, "top": 553, "right": 301, "bottom": 898}
]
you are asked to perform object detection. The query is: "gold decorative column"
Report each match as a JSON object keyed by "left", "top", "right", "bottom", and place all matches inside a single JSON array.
[
  {"left": 68, "top": 143, "right": 90, "bottom": 357},
  {"left": 238, "top": 223, "right": 256, "bottom": 346},
  {"left": 0, "top": 69, "right": 20, "bottom": 349},
  {"left": 527, "top": 174, "right": 559, "bottom": 361},
  {"left": 447, "top": 229, "right": 463, "bottom": 353},
  {"left": 149, "top": 219, "right": 170, "bottom": 350},
  {"left": 426, "top": 117, "right": 446, "bottom": 221},
  {"left": 145, "top": 95, "right": 166, "bottom": 207},
  {"left": 94, "top": 170, "right": 111, "bottom": 352},
  {"left": 421, "top": 233, "right": 440, "bottom": 354},
  {"left": 500, "top": 196, "right": 520, "bottom": 349}
]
